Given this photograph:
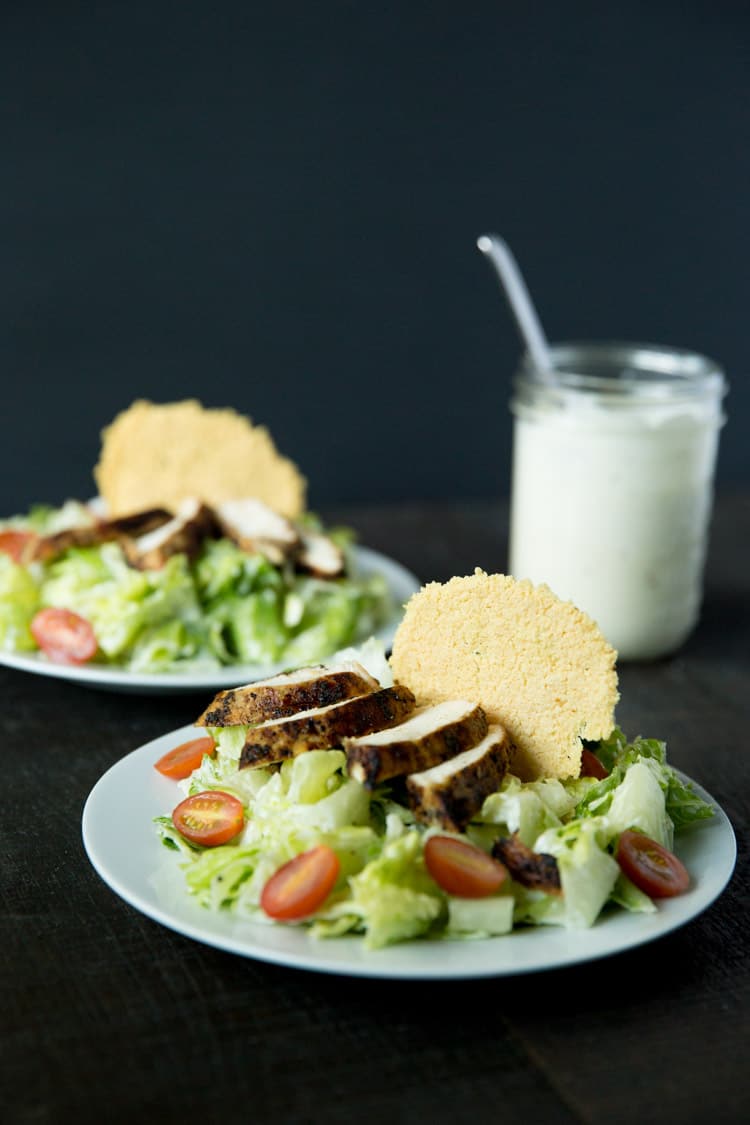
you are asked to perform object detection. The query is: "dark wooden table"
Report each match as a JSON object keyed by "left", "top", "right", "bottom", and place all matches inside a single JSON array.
[{"left": 4, "top": 496, "right": 749, "bottom": 1125}]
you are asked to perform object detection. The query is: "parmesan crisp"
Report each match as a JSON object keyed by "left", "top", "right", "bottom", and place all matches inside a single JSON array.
[
  {"left": 94, "top": 399, "right": 307, "bottom": 518},
  {"left": 389, "top": 569, "right": 619, "bottom": 781}
]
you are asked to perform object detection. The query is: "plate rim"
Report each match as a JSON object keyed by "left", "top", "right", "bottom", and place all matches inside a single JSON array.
[
  {"left": 0, "top": 545, "right": 420, "bottom": 693},
  {"left": 81, "top": 724, "right": 738, "bottom": 980}
]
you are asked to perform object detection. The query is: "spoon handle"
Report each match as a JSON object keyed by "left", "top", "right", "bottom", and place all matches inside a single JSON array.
[{"left": 477, "top": 234, "right": 553, "bottom": 381}]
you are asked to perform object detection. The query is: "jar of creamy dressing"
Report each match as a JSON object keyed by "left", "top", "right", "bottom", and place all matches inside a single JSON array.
[{"left": 508, "top": 343, "right": 727, "bottom": 660}]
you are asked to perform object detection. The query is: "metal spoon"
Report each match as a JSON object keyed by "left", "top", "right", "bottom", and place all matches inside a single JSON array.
[{"left": 477, "top": 234, "right": 554, "bottom": 383}]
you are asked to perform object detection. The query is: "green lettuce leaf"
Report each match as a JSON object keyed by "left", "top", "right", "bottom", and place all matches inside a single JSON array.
[
  {"left": 602, "top": 760, "right": 673, "bottom": 849},
  {"left": 477, "top": 775, "right": 575, "bottom": 845},
  {"left": 576, "top": 729, "right": 713, "bottom": 831},
  {"left": 610, "top": 872, "right": 657, "bottom": 914},
  {"left": 446, "top": 895, "right": 515, "bottom": 938},
  {"left": 530, "top": 818, "right": 620, "bottom": 929},
  {"left": 349, "top": 832, "right": 445, "bottom": 949},
  {"left": 0, "top": 556, "right": 40, "bottom": 650},
  {"left": 41, "top": 545, "right": 203, "bottom": 659}
]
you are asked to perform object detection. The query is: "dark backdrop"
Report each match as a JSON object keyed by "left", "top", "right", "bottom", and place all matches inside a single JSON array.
[{"left": 1, "top": 1, "right": 747, "bottom": 514}]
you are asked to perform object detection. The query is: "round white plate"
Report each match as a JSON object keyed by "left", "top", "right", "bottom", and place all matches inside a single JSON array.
[
  {"left": 0, "top": 546, "right": 420, "bottom": 693},
  {"left": 82, "top": 725, "right": 737, "bottom": 980}
]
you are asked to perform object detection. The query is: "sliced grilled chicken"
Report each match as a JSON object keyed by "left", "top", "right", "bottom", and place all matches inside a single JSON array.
[
  {"left": 29, "top": 507, "right": 173, "bottom": 563},
  {"left": 123, "top": 498, "right": 217, "bottom": 569},
  {"left": 239, "top": 684, "right": 416, "bottom": 769},
  {"left": 195, "top": 661, "right": 380, "bottom": 727},
  {"left": 344, "top": 700, "right": 488, "bottom": 789},
  {"left": 105, "top": 507, "right": 174, "bottom": 538},
  {"left": 215, "top": 498, "right": 299, "bottom": 566},
  {"left": 295, "top": 529, "right": 345, "bottom": 578},
  {"left": 491, "top": 834, "right": 562, "bottom": 895},
  {"left": 406, "top": 724, "right": 513, "bottom": 832},
  {"left": 29, "top": 525, "right": 103, "bottom": 562}
]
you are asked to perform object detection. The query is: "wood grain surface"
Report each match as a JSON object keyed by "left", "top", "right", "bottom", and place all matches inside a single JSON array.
[{"left": 2, "top": 495, "right": 748, "bottom": 1125}]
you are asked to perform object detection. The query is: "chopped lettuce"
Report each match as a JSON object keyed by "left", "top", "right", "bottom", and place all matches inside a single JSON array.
[
  {"left": 476, "top": 775, "right": 576, "bottom": 846},
  {"left": 0, "top": 501, "right": 393, "bottom": 672},
  {"left": 531, "top": 818, "right": 620, "bottom": 929},
  {"left": 1, "top": 499, "right": 95, "bottom": 535},
  {"left": 575, "top": 729, "right": 713, "bottom": 831},
  {"left": 603, "top": 760, "right": 674, "bottom": 849},
  {"left": 610, "top": 872, "right": 657, "bottom": 915},
  {"left": 348, "top": 832, "right": 445, "bottom": 949},
  {"left": 0, "top": 556, "right": 41, "bottom": 650},
  {"left": 41, "top": 546, "right": 203, "bottom": 659},
  {"left": 446, "top": 895, "right": 515, "bottom": 937}
]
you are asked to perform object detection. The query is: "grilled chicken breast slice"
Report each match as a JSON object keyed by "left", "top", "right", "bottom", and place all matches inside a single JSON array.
[
  {"left": 295, "top": 530, "right": 345, "bottom": 578},
  {"left": 344, "top": 700, "right": 488, "bottom": 789},
  {"left": 105, "top": 507, "right": 174, "bottom": 537},
  {"left": 215, "top": 498, "right": 300, "bottom": 566},
  {"left": 491, "top": 834, "right": 562, "bottom": 895},
  {"left": 29, "top": 507, "right": 173, "bottom": 563},
  {"left": 406, "top": 724, "right": 513, "bottom": 832},
  {"left": 29, "top": 525, "right": 104, "bottom": 562},
  {"left": 239, "top": 684, "right": 416, "bottom": 769},
  {"left": 196, "top": 661, "right": 381, "bottom": 727},
  {"left": 124, "top": 498, "right": 217, "bottom": 569}
]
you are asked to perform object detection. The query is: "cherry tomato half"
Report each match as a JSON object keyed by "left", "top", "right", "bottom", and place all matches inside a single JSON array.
[
  {"left": 30, "top": 607, "right": 97, "bottom": 665},
  {"left": 172, "top": 791, "right": 245, "bottom": 847},
  {"left": 616, "top": 830, "right": 690, "bottom": 898},
  {"left": 155, "top": 736, "right": 216, "bottom": 780},
  {"left": 0, "top": 529, "right": 37, "bottom": 563},
  {"left": 424, "top": 835, "right": 508, "bottom": 898},
  {"left": 580, "top": 747, "right": 609, "bottom": 780},
  {"left": 261, "top": 845, "right": 340, "bottom": 921}
]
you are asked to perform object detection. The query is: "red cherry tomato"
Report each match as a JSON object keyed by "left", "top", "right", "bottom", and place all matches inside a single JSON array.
[
  {"left": 424, "top": 835, "right": 508, "bottom": 898},
  {"left": 580, "top": 747, "right": 609, "bottom": 780},
  {"left": 616, "top": 830, "right": 690, "bottom": 898},
  {"left": 261, "top": 845, "right": 340, "bottom": 921},
  {"left": 172, "top": 790, "right": 245, "bottom": 847},
  {"left": 155, "top": 736, "right": 216, "bottom": 780},
  {"left": 0, "top": 529, "right": 36, "bottom": 563},
  {"left": 30, "top": 607, "right": 97, "bottom": 665}
]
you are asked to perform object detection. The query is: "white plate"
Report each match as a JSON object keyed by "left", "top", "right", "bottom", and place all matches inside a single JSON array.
[
  {"left": 82, "top": 726, "right": 737, "bottom": 980},
  {"left": 0, "top": 546, "right": 420, "bottom": 694}
]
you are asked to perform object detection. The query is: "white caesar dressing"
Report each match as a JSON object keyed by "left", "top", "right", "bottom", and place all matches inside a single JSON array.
[{"left": 508, "top": 345, "right": 726, "bottom": 660}]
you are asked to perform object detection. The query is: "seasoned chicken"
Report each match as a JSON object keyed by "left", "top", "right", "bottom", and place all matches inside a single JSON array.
[
  {"left": 295, "top": 529, "right": 345, "bottom": 578},
  {"left": 105, "top": 507, "right": 174, "bottom": 537},
  {"left": 215, "top": 498, "right": 300, "bottom": 567},
  {"left": 29, "top": 507, "right": 173, "bottom": 563},
  {"left": 344, "top": 701, "right": 488, "bottom": 789},
  {"left": 239, "top": 684, "right": 416, "bottom": 769},
  {"left": 123, "top": 498, "right": 217, "bottom": 570},
  {"left": 195, "top": 661, "right": 380, "bottom": 727},
  {"left": 491, "top": 834, "right": 562, "bottom": 895},
  {"left": 405, "top": 724, "right": 513, "bottom": 832}
]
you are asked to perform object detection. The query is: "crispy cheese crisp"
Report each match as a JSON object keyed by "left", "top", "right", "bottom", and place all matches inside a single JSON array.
[
  {"left": 94, "top": 399, "right": 307, "bottom": 518},
  {"left": 389, "top": 569, "right": 619, "bottom": 781}
]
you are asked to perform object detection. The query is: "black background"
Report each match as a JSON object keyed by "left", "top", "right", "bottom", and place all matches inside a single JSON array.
[{"left": 1, "top": 0, "right": 747, "bottom": 514}]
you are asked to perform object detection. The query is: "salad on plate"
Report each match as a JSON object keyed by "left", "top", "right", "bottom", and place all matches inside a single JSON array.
[
  {"left": 0, "top": 399, "right": 395, "bottom": 674},
  {"left": 0, "top": 498, "right": 392, "bottom": 673},
  {"left": 151, "top": 573, "right": 716, "bottom": 951}
]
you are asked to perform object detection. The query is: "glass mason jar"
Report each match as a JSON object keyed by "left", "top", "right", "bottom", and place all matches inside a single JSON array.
[{"left": 508, "top": 342, "right": 727, "bottom": 660}]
